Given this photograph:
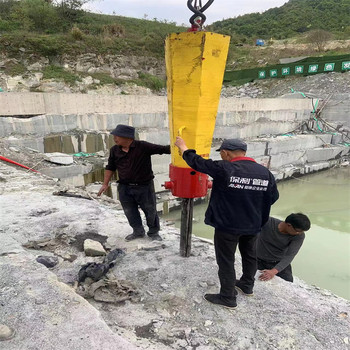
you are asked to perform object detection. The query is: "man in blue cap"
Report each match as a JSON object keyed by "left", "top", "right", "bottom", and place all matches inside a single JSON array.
[
  {"left": 175, "top": 137, "right": 279, "bottom": 309},
  {"left": 98, "top": 124, "right": 170, "bottom": 241}
]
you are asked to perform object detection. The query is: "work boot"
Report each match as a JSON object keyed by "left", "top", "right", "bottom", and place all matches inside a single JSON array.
[
  {"left": 125, "top": 232, "right": 145, "bottom": 241},
  {"left": 147, "top": 233, "right": 162, "bottom": 241},
  {"left": 235, "top": 279, "right": 254, "bottom": 296},
  {"left": 203, "top": 294, "right": 237, "bottom": 309}
]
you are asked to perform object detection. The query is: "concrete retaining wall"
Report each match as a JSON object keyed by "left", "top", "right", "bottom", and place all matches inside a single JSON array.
[
  {"left": 0, "top": 93, "right": 313, "bottom": 116},
  {"left": 0, "top": 94, "right": 167, "bottom": 115}
]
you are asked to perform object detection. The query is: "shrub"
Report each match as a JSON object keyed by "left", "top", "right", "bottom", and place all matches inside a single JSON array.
[
  {"left": 71, "top": 26, "right": 84, "bottom": 40},
  {"left": 25, "top": 35, "right": 64, "bottom": 57},
  {"left": 0, "top": 0, "right": 17, "bottom": 20},
  {"left": 0, "top": 19, "right": 17, "bottom": 32},
  {"left": 102, "top": 23, "right": 125, "bottom": 38},
  {"left": 306, "top": 29, "right": 333, "bottom": 52},
  {"left": 11, "top": 0, "right": 60, "bottom": 33},
  {"left": 55, "top": 0, "right": 85, "bottom": 27}
]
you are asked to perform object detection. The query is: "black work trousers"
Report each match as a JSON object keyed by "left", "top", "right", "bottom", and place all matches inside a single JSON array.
[
  {"left": 257, "top": 258, "right": 294, "bottom": 282},
  {"left": 214, "top": 229, "right": 258, "bottom": 301},
  {"left": 118, "top": 181, "right": 160, "bottom": 235}
]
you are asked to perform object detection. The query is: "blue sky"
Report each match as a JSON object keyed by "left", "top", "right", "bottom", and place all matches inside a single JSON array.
[{"left": 84, "top": 0, "right": 288, "bottom": 26}]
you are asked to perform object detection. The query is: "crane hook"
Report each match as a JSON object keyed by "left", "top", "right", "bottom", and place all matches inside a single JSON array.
[{"left": 187, "top": 0, "right": 214, "bottom": 31}]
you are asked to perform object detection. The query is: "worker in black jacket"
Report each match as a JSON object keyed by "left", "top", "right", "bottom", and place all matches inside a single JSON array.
[
  {"left": 175, "top": 136, "right": 279, "bottom": 309},
  {"left": 98, "top": 124, "right": 170, "bottom": 242}
]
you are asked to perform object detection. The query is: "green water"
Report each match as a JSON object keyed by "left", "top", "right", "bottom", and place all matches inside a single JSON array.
[{"left": 162, "top": 167, "right": 350, "bottom": 300}]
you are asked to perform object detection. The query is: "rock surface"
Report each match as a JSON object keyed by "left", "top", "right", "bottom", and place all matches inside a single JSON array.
[
  {"left": 0, "top": 53, "right": 164, "bottom": 95},
  {"left": 0, "top": 324, "right": 15, "bottom": 341},
  {"left": 44, "top": 152, "right": 74, "bottom": 165},
  {"left": 36, "top": 255, "right": 59, "bottom": 268},
  {"left": 221, "top": 71, "right": 350, "bottom": 99},
  {"left": 1, "top": 51, "right": 349, "bottom": 98},
  {"left": 0, "top": 160, "right": 349, "bottom": 350},
  {"left": 84, "top": 239, "right": 107, "bottom": 256}
]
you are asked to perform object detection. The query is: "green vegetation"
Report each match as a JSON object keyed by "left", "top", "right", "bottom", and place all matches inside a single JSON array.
[
  {"left": 43, "top": 65, "right": 81, "bottom": 85},
  {"left": 40, "top": 66, "right": 166, "bottom": 91},
  {"left": 0, "top": 0, "right": 185, "bottom": 58},
  {"left": 0, "top": 0, "right": 348, "bottom": 83},
  {"left": 209, "top": 0, "right": 350, "bottom": 41},
  {"left": 131, "top": 72, "right": 166, "bottom": 92},
  {"left": 84, "top": 72, "right": 117, "bottom": 85},
  {"left": 4, "top": 62, "right": 27, "bottom": 76}
]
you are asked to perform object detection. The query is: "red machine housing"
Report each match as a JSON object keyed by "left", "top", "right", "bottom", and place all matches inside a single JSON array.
[{"left": 164, "top": 164, "right": 212, "bottom": 198}]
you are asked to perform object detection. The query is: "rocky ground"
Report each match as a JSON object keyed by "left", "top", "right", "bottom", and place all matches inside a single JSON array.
[
  {"left": 1, "top": 148, "right": 350, "bottom": 350},
  {"left": 1, "top": 50, "right": 349, "bottom": 99},
  {"left": 0, "top": 53, "right": 164, "bottom": 95},
  {"left": 220, "top": 71, "right": 350, "bottom": 99},
  {"left": 2, "top": 70, "right": 349, "bottom": 99},
  {"left": 0, "top": 138, "right": 106, "bottom": 175}
]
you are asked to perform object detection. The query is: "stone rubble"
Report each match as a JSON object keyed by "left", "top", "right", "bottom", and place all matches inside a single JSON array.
[
  {"left": 44, "top": 152, "right": 74, "bottom": 165},
  {"left": 221, "top": 71, "right": 350, "bottom": 99},
  {"left": 83, "top": 239, "right": 107, "bottom": 256}
]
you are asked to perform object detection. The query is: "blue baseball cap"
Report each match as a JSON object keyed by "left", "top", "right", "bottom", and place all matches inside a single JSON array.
[{"left": 216, "top": 139, "right": 247, "bottom": 152}]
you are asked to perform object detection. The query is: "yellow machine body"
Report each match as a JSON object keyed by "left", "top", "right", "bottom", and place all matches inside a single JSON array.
[{"left": 165, "top": 31, "right": 230, "bottom": 168}]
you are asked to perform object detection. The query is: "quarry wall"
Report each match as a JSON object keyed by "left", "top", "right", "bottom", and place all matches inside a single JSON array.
[{"left": 0, "top": 93, "right": 349, "bottom": 199}]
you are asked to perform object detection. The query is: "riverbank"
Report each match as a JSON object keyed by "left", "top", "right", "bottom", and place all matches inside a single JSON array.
[{"left": 1, "top": 160, "right": 349, "bottom": 349}]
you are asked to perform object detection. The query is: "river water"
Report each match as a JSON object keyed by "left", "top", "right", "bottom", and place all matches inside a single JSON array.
[{"left": 162, "top": 167, "right": 350, "bottom": 300}]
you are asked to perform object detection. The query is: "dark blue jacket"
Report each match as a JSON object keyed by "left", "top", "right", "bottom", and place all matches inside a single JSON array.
[{"left": 183, "top": 150, "right": 279, "bottom": 235}]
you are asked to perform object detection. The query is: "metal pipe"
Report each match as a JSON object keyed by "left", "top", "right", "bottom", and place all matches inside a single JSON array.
[{"left": 180, "top": 198, "right": 194, "bottom": 257}]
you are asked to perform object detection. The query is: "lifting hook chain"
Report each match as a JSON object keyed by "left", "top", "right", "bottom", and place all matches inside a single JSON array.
[{"left": 187, "top": 0, "right": 214, "bottom": 30}]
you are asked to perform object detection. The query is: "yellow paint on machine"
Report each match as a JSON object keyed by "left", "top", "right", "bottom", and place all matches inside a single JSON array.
[{"left": 165, "top": 31, "right": 230, "bottom": 168}]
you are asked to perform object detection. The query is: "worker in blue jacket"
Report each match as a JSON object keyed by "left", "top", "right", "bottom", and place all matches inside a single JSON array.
[{"left": 175, "top": 137, "right": 279, "bottom": 309}]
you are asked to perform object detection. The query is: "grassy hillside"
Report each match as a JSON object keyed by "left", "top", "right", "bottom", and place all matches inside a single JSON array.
[
  {"left": 209, "top": 0, "right": 350, "bottom": 41},
  {"left": 0, "top": 0, "right": 348, "bottom": 72},
  {"left": 0, "top": 0, "right": 185, "bottom": 58}
]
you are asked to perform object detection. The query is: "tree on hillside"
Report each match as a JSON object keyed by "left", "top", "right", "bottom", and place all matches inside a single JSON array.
[
  {"left": 10, "top": 0, "right": 61, "bottom": 32},
  {"left": 56, "top": 0, "right": 90, "bottom": 24},
  {"left": 306, "top": 29, "right": 333, "bottom": 51}
]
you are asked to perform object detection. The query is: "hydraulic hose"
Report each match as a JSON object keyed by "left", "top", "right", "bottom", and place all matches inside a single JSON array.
[{"left": 0, "top": 155, "right": 39, "bottom": 173}]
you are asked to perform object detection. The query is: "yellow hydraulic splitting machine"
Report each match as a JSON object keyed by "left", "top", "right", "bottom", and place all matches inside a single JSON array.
[{"left": 164, "top": 1, "right": 230, "bottom": 256}]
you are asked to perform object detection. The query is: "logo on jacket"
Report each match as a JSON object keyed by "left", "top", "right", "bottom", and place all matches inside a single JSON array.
[{"left": 229, "top": 176, "right": 269, "bottom": 191}]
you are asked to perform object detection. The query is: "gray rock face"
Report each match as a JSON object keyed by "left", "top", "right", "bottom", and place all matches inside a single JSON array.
[
  {"left": 0, "top": 253, "right": 137, "bottom": 350},
  {"left": 1, "top": 51, "right": 349, "bottom": 100},
  {"left": 0, "top": 53, "right": 165, "bottom": 94}
]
